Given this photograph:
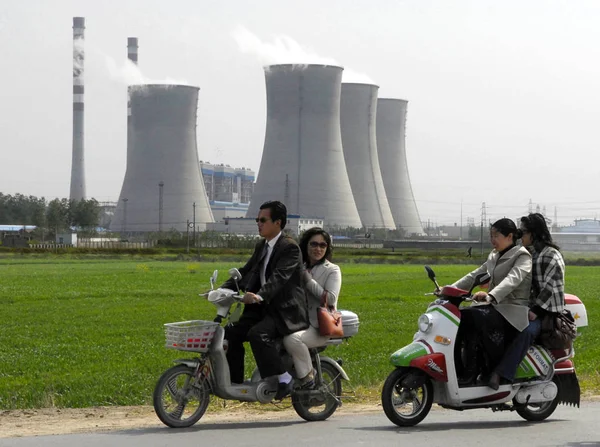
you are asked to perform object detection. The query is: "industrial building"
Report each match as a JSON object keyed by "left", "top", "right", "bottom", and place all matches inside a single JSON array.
[
  {"left": 206, "top": 215, "right": 324, "bottom": 237},
  {"left": 376, "top": 98, "right": 425, "bottom": 235},
  {"left": 340, "top": 83, "right": 395, "bottom": 230},
  {"left": 246, "top": 64, "right": 362, "bottom": 229},
  {"left": 200, "top": 162, "right": 255, "bottom": 204}
]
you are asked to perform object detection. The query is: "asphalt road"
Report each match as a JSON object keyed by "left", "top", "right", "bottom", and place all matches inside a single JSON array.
[{"left": 2, "top": 402, "right": 599, "bottom": 447}]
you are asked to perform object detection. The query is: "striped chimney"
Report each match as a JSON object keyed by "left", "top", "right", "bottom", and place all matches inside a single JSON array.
[
  {"left": 70, "top": 16, "right": 86, "bottom": 201},
  {"left": 126, "top": 38, "right": 138, "bottom": 168}
]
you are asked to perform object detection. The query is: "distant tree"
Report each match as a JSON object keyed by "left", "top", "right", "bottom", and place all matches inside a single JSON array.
[{"left": 46, "top": 199, "right": 70, "bottom": 233}]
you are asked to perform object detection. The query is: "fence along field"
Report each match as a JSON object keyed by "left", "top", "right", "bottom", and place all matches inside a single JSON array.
[{"left": 0, "top": 259, "right": 597, "bottom": 409}]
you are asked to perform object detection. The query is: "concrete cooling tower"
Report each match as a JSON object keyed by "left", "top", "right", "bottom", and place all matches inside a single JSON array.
[
  {"left": 111, "top": 85, "right": 213, "bottom": 232},
  {"left": 70, "top": 17, "right": 86, "bottom": 201},
  {"left": 376, "top": 98, "right": 424, "bottom": 235},
  {"left": 340, "top": 83, "right": 395, "bottom": 230},
  {"left": 246, "top": 64, "right": 361, "bottom": 228}
]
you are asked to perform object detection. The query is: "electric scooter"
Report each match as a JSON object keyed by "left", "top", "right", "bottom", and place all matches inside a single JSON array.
[
  {"left": 381, "top": 266, "right": 587, "bottom": 427},
  {"left": 153, "top": 269, "right": 359, "bottom": 427}
]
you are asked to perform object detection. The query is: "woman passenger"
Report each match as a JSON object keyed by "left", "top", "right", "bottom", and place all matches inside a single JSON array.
[{"left": 283, "top": 228, "right": 342, "bottom": 389}]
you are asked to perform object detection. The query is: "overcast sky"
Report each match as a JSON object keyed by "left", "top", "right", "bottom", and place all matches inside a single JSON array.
[{"left": 1, "top": 0, "right": 599, "bottom": 226}]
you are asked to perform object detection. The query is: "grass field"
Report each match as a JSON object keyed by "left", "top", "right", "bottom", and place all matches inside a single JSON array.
[{"left": 0, "top": 257, "right": 597, "bottom": 409}]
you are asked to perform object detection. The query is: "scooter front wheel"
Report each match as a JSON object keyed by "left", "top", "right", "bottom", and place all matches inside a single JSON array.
[
  {"left": 292, "top": 361, "right": 342, "bottom": 421},
  {"left": 153, "top": 365, "right": 211, "bottom": 428},
  {"left": 381, "top": 367, "right": 433, "bottom": 427}
]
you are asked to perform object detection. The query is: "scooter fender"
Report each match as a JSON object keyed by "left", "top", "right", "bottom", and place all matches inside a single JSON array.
[
  {"left": 390, "top": 341, "right": 432, "bottom": 367},
  {"left": 320, "top": 356, "right": 350, "bottom": 381},
  {"left": 172, "top": 358, "right": 200, "bottom": 368}
]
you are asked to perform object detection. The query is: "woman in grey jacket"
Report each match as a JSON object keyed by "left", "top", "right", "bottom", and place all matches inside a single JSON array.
[
  {"left": 453, "top": 218, "right": 532, "bottom": 389},
  {"left": 283, "top": 228, "right": 342, "bottom": 388}
]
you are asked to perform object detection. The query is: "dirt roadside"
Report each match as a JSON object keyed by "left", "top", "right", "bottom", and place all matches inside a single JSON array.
[{"left": 0, "top": 402, "right": 382, "bottom": 438}]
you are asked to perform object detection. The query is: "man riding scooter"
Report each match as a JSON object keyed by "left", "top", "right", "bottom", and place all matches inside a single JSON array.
[{"left": 219, "top": 200, "right": 309, "bottom": 400}]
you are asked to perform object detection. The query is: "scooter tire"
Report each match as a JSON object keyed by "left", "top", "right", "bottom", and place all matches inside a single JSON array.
[
  {"left": 292, "top": 361, "right": 342, "bottom": 422},
  {"left": 382, "top": 367, "right": 433, "bottom": 427},
  {"left": 153, "top": 365, "right": 211, "bottom": 428},
  {"left": 514, "top": 376, "right": 560, "bottom": 422}
]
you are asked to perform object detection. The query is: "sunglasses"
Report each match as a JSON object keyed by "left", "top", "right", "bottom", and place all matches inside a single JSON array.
[
  {"left": 309, "top": 241, "right": 328, "bottom": 249},
  {"left": 255, "top": 217, "right": 272, "bottom": 224}
]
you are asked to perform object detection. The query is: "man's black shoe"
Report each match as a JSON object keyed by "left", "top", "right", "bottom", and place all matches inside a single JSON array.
[{"left": 274, "top": 381, "right": 294, "bottom": 400}]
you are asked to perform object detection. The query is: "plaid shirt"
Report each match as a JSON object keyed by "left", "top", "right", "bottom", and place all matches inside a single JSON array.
[{"left": 530, "top": 245, "right": 565, "bottom": 313}]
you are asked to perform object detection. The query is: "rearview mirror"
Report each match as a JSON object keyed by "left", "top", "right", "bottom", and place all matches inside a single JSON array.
[
  {"left": 424, "top": 265, "right": 441, "bottom": 291},
  {"left": 210, "top": 270, "right": 218, "bottom": 290},
  {"left": 228, "top": 268, "right": 242, "bottom": 281}
]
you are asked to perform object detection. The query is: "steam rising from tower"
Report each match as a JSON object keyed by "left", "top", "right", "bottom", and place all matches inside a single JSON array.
[
  {"left": 247, "top": 64, "right": 361, "bottom": 228},
  {"left": 70, "top": 17, "right": 86, "bottom": 201},
  {"left": 376, "top": 99, "right": 424, "bottom": 235},
  {"left": 340, "top": 83, "right": 395, "bottom": 230}
]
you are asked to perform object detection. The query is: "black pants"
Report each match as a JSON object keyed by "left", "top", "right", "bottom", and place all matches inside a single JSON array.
[
  {"left": 458, "top": 305, "right": 518, "bottom": 377},
  {"left": 224, "top": 313, "right": 285, "bottom": 384}
]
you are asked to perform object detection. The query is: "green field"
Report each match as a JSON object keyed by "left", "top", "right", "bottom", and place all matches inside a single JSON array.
[{"left": 0, "top": 258, "right": 597, "bottom": 409}]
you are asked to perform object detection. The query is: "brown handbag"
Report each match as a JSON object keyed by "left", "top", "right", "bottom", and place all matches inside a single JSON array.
[{"left": 317, "top": 290, "right": 344, "bottom": 337}]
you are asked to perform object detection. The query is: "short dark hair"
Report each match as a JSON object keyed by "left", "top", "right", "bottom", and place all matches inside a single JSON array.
[
  {"left": 491, "top": 218, "right": 521, "bottom": 243},
  {"left": 259, "top": 201, "right": 287, "bottom": 229},
  {"left": 520, "top": 213, "right": 560, "bottom": 252},
  {"left": 299, "top": 227, "right": 333, "bottom": 265}
]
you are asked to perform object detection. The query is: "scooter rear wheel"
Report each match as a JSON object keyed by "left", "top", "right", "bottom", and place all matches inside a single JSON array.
[
  {"left": 514, "top": 376, "right": 560, "bottom": 422},
  {"left": 382, "top": 367, "right": 433, "bottom": 427},
  {"left": 292, "top": 361, "right": 342, "bottom": 421},
  {"left": 153, "top": 365, "right": 211, "bottom": 428}
]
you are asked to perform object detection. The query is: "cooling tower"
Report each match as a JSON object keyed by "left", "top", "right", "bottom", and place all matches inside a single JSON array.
[
  {"left": 70, "top": 17, "right": 86, "bottom": 201},
  {"left": 340, "top": 83, "right": 395, "bottom": 230},
  {"left": 376, "top": 99, "right": 424, "bottom": 235},
  {"left": 111, "top": 85, "right": 213, "bottom": 232},
  {"left": 246, "top": 64, "right": 361, "bottom": 228}
]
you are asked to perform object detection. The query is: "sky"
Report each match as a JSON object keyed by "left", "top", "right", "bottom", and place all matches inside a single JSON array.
[{"left": 1, "top": 0, "right": 599, "bottom": 227}]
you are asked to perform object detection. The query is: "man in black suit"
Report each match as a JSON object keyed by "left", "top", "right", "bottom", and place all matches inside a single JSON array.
[{"left": 220, "top": 200, "right": 308, "bottom": 400}]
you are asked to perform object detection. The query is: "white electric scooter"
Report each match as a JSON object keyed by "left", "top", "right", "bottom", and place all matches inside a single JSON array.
[
  {"left": 153, "top": 269, "right": 359, "bottom": 428},
  {"left": 381, "top": 266, "right": 587, "bottom": 427}
]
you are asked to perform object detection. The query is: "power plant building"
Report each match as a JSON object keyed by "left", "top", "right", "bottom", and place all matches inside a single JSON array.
[
  {"left": 247, "top": 64, "right": 361, "bottom": 229},
  {"left": 376, "top": 98, "right": 424, "bottom": 235},
  {"left": 111, "top": 84, "right": 213, "bottom": 232},
  {"left": 340, "top": 83, "right": 395, "bottom": 230}
]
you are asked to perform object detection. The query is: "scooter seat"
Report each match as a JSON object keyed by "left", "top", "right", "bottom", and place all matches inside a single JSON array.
[{"left": 440, "top": 286, "right": 469, "bottom": 297}]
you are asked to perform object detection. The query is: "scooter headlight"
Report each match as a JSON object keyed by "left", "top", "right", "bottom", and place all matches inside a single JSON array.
[{"left": 418, "top": 313, "right": 433, "bottom": 333}]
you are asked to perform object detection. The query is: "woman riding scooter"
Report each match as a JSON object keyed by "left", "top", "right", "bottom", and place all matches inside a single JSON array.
[{"left": 453, "top": 218, "right": 532, "bottom": 389}]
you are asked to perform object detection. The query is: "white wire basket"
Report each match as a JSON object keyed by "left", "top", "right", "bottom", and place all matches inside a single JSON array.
[{"left": 164, "top": 320, "right": 219, "bottom": 353}]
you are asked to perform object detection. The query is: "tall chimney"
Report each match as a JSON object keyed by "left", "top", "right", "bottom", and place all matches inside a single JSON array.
[
  {"left": 70, "top": 17, "right": 86, "bottom": 201},
  {"left": 126, "top": 38, "right": 138, "bottom": 168}
]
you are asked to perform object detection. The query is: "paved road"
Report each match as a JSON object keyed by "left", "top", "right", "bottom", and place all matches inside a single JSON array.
[{"left": 2, "top": 402, "right": 599, "bottom": 447}]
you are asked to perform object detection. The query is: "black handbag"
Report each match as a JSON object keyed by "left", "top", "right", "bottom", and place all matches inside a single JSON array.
[{"left": 538, "top": 309, "right": 577, "bottom": 350}]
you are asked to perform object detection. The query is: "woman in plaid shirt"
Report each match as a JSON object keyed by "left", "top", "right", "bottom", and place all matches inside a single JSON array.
[{"left": 489, "top": 213, "right": 565, "bottom": 389}]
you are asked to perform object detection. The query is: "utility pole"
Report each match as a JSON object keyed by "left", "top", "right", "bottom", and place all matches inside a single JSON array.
[
  {"left": 192, "top": 202, "right": 196, "bottom": 248},
  {"left": 122, "top": 197, "right": 128, "bottom": 236},
  {"left": 186, "top": 219, "right": 190, "bottom": 254},
  {"left": 460, "top": 199, "right": 463, "bottom": 241},
  {"left": 158, "top": 181, "right": 164, "bottom": 232},
  {"left": 480, "top": 202, "right": 486, "bottom": 255}
]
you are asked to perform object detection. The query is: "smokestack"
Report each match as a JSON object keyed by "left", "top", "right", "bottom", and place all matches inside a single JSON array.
[
  {"left": 127, "top": 37, "right": 138, "bottom": 64},
  {"left": 111, "top": 84, "right": 213, "bottom": 232},
  {"left": 376, "top": 99, "right": 424, "bottom": 235},
  {"left": 70, "top": 16, "right": 86, "bottom": 201},
  {"left": 126, "top": 38, "right": 138, "bottom": 169},
  {"left": 340, "top": 83, "right": 395, "bottom": 230},
  {"left": 247, "top": 64, "right": 361, "bottom": 228}
]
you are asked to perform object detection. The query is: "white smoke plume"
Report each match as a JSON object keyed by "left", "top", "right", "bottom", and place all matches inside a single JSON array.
[
  {"left": 73, "top": 37, "right": 84, "bottom": 77},
  {"left": 104, "top": 56, "right": 189, "bottom": 86},
  {"left": 232, "top": 25, "right": 375, "bottom": 84}
]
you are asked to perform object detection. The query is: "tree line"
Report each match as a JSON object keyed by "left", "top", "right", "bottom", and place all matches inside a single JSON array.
[{"left": 0, "top": 193, "right": 101, "bottom": 235}]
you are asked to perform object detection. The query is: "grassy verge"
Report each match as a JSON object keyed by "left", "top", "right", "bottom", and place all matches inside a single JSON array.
[{"left": 0, "top": 259, "right": 597, "bottom": 409}]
